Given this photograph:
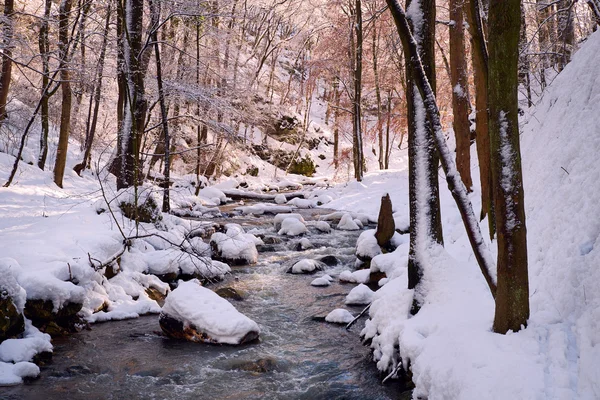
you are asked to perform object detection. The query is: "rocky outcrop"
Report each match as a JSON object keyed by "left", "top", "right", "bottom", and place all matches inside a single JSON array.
[
  {"left": 0, "top": 295, "right": 25, "bottom": 341},
  {"left": 24, "top": 300, "right": 83, "bottom": 336},
  {"left": 375, "top": 194, "right": 395, "bottom": 251}
]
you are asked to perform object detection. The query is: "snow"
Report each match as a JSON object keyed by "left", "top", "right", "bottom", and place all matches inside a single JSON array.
[
  {"left": 236, "top": 203, "right": 293, "bottom": 215},
  {"left": 310, "top": 277, "right": 331, "bottom": 287},
  {"left": 0, "top": 361, "right": 40, "bottom": 386},
  {"left": 0, "top": 259, "right": 26, "bottom": 312},
  {"left": 274, "top": 194, "right": 287, "bottom": 204},
  {"left": 345, "top": 284, "right": 375, "bottom": 305},
  {"left": 287, "top": 197, "right": 315, "bottom": 209},
  {"left": 197, "top": 187, "right": 227, "bottom": 205},
  {"left": 297, "top": 238, "right": 312, "bottom": 250},
  {"left": 336, "top": 214, "right": 360, "bottom": 231},
  {"left": 278, "top": 217, "right": 308, "bottom": 236},
  {"left": 339, "top": 269, "right": 371, "bottom": 284},
  {"left": 0, "top": 322, "right": 52, "bottom": 364},
  {"left": 160, "top": 280, "right": 260, "bottom": 345},
  {"left": 356, "top": 230, "right": 381, "bottom": 259},
  {"left": 325, "top": 309, "right": 354, "bottom": 324},
  {"left": 290, "top": 259, "right": 324, "bottom": 274},
  {"left": 313, "top": 221, "right": 331, "bottom": 232},
  {"left": 210, "top": 225, "right": 259, "bottom": 264},
  {"left": 273, "top": 213, "right": 305, "bottom": 230}
]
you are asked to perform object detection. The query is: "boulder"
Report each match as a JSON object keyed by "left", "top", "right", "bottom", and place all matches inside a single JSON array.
[
  {"left": 159, "top": 281, "right": 259, "bottom": 345},
  {"left": 325, "top": 309, "right": 354, "bottom": 324},
  {"left": 375, "top": 194, "right": 395, "bottom": 248},
  {"left": 210, "top": 225, "right": 259, "bottom": 265},
  {"left": 278, "top": 218, "right": 308, "bottom": 236},
  {"left": 23, "top": 300, "right": 83, "bottom": 336},
  {"left": 337, "top": 214, "right": 360, "bottom": 231},
  {"left": 319, "top": 255, "right": 339, "bottom": 266},
  {"left": 0, "top": 265, "right": 26, "bottom": 341},
  {"left": 287, "top": 259, "right": 325, "bottom": 274},
  {"left": 0, "top": 296, "right": 24, "bottom": 342},
  {"left": 215, "top": 287, "right": 244, "bottom": 301}
]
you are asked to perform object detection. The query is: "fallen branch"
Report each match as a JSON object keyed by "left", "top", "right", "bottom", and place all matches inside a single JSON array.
[{"left": 346, "top": 303, "right": 371, "bottom": 330}]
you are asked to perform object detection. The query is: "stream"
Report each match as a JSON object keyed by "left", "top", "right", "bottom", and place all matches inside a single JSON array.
[{"left": 4, "top": 205, "right": 411, "bottom": 400}]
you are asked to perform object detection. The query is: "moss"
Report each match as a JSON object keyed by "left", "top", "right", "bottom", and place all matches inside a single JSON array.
[
  {"left": 289, "top": 155, "right": 317, "bottom": 177},
  {"left": 119, "top": 195, "right": 162, "bottom": 223}
]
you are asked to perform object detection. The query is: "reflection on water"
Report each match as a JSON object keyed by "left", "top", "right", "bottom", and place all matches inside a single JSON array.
[{"left": 5, "top": 208, "right": 410, "bottom": 400}]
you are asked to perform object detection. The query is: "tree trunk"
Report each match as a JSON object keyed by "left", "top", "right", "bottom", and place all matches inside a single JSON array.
[
  {"left": 0, "top": 0, "right": 15, "bottom": 128},
  {"left": 53, "top": 0, "right": 73, "bottom": 188},
  {"left": 404, "top": 0, "right": 443, "bottom": 307},
  {"left": 74, "top": 4, "right": 112, "bottom": 175},
  {"left": 386, "top": 0, "right": 497, "bottom": 298},
  {"left": 589, "top": 0, "right": 600, "bottom": 25},
  {"left": 112, "top": 0, "right": 147, "bottom": 190},
  {"left": 372, "top": 24, "right": 384, "bottom": 170},
  {"left": 350, "top": 0, "right": 365, "bottom": 182},
  {"left": 450, "top": 0, "right": 473, "bottom": 191},
  {"left": 556, "top": 0, "right": 575, "bottom": 71},
  {"left": 333, "top": 76, "right": 341, "bottom": 169},
  {"left": 488, "top": 0, "right": 529, "bottom": 334},
  {"left": 37, "top": 0, "right": 51, "bottom": 170},
  {"left": 466, "top": 0, "right": 495, "bottom": 238}
]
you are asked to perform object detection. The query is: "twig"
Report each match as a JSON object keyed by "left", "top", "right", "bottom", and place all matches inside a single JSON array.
[{"left": 346, "top": 303, "right": 371, "bottom": 330}]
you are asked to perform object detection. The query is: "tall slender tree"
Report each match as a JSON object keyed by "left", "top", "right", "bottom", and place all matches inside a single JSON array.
[
  {"left": 0, "top": 0, "right": 15, "bottom": 129},
  {"left": 404, "top": 0, "right": 443, "bottom": 309},
  {"left": 449, "top": 0, "right": 473, "bottom": 191},
  {"left": 488, "top": 0, "right": 529, "bottom": 333},
  {"left": 53, "top": 0, "right": 74, "bottom": 188}
]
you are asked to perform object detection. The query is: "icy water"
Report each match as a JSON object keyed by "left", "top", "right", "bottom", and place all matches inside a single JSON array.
[{"left": 4, "top": 207, "right": 410, "bottom": 400}]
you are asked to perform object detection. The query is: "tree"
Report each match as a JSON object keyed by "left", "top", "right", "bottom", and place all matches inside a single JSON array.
[
  {"left": 351, "top": 0, "right": 365, "bottom": 181},
  {"left": 53, "top": 0, "right": 74, "bottom": 188},
  {"left": 111, "top": 0, "right": 147, "bottom": 190},
  {"left": 488, "top": 0, "right": 529, "bottom": 334},
  {"left": 449, "top": 0, "right": 473, "bottom": 191},
  {"left": 404, "top": 0, "right": 444, "bottom": 308},
  {"left": 466, "top": 0, "right": 494, "bottom": 237},
  {"left": 37, "top": 0, "right": 52, "bottom": 170},
  {"left": 0, "top": 0, "right": 15, "bottom": 129}
]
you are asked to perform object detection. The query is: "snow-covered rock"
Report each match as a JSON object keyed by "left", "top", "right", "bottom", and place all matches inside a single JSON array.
[
  {"left": 159, "top": 281, "right": 259, "bottom": 345},
  {"left": 339, "top": 269, "right": 371, "bottom": 284},
  {"left": 310, "top": 277, "right": 331, "bottom": 286},
  {"left": 278, "top": 218, "right": 308, "bottom": 236},
  {"left": 345, "top": 284, "right": 375, "bottom": 305},
  {"left": 274, "top": 194, "right": 287, "bottom": 204},
  {"left": 273, "top": 213, "right": 305, "bottom": 230},
  {"left": 210, "top": 225, "right": 259, "bottom": 265},
  {"left": 296, "top": 238, "right": 312, "bottom": 250},
  {"left": 314, "top": 221, "right": 331, "bottom": 233},
  {"left": 287, "top": 198, "right": 315, "bottom": 209},
  {"left": 289, "top": 259, "right": 325, "bottom": 274},
  {"left": 356, "top": 230, "right": 381, "bottom": 260},
  {"left": 198, "top": 187, "right": 227, "bottom": 205},
  {"left": 325, "top": 309, "right": 354, "bottom": 324},
  {"left": 337, "top": 214, "right": 360, "bottom": 231},
  {"left": 236, "top": 203, "right": 292, "bottom": 215}
]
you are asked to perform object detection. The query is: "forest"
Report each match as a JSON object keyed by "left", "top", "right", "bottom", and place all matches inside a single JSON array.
[{"left": 0, "top": 0, "right": 598, "bottom": 398}]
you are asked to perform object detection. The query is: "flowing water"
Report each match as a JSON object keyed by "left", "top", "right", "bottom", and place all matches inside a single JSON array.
[{"left": 4, "top": 206, "right": 411, "bottom": 400}]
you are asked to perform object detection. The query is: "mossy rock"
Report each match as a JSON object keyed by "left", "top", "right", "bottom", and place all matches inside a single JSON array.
[
  {"left": 289, "top": 155, "right": 317, "bottom": 177},
  {"left": 245, "top": 166, "right": 259, "bottom": 177},
  {"left": 0, "top": 294, "right": 25, "bottom": 342},
  {"left": 215, "top": 287, "right": 244, "bottom": 301},
  {"left": 119, "top": 196, "right": 162, "bottom": 223}
]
